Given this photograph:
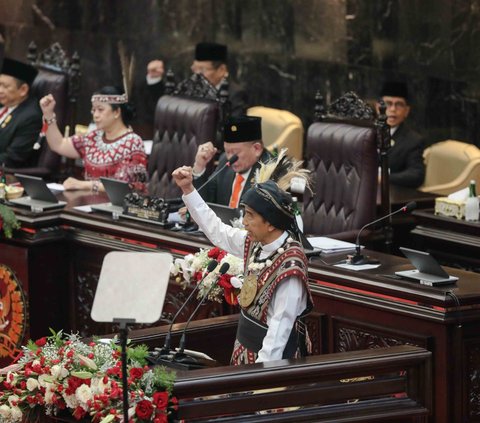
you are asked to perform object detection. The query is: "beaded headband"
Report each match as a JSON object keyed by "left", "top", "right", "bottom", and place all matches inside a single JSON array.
[{"left": 91, "top": 93, "right": 128, "bottom": 104}]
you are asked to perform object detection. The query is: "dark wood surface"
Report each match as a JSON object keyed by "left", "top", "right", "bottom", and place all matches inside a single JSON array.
[
  {"left": 412, "top": 208, "right": 480, "bottom": 271},
  {"left": 0, "top": 189, "right": 479, "bottom": 423}
]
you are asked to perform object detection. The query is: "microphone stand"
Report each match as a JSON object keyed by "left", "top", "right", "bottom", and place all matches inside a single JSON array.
[
  {"left": 349, "top": 202, "right": 417, "bottom": 265},
  {"left": 153, "top": 259, "right": 218, "bottom": 362},
  {"left": 173, "top": 263, "right": 230, "bottom": 368},
  {"left": 183, "top": 154, "right": 239, "bottom": 232}
]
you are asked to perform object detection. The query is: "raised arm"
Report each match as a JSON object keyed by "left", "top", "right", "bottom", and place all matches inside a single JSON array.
[{"left": 39, "top": 94, "right": 80, "bottom": 159}]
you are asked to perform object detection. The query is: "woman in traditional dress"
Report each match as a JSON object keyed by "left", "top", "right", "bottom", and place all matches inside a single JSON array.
[{"left": 39, "top": 86, "right": 147, "bottom": 192}]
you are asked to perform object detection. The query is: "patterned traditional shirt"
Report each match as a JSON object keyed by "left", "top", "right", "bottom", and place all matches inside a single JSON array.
[{"left": 71, "top": 129, "right": 147, "bottom": 191}]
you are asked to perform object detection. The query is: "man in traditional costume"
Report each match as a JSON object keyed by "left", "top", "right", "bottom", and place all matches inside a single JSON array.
[
  {"left": 0, "top": 58, "right": 42, "bottom": 167},
  {"left": 173, "top": 146, "right": 313, "bottom": 364}
]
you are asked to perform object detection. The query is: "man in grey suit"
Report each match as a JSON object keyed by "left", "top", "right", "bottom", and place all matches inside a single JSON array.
[
  {"left": 192, "top": 115, "right": 271, "bottom": 206},
  {"left": 378, "top": 81, "right": 425, "bottom": 189},
  {"left": 0, "top": 58, "right": 42, "bottom": 168}
]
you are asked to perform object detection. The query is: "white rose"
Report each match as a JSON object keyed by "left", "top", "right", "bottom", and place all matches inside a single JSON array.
[
  {"left": 91, "top": 377, "right": 110, "bottom": 395},
  {"left": 62, "top": 393, "right": 79, "bottom": 409},
  {"left": 10, "top": 406, "right": 22, "bottom": 421},
  {"left": 7, "top": 395, "right": 19, "bottom": 407},
  {"left": 44, "top": 388, "right": 55, "bottom": 405},
  {"left": 38, "top": 374, "right": 50, "bottom": 387},
  {"left": 76, "top": 384, "right": 93, "bottom": 405},
  {"left": 51, "top": 364, "right": 69, "bottom": 380},
  {"left": 0, "top": 405, "right": 11, "bottom": 418},
  {"left": 230, "top": 277, "right": 243, "bottom": 289},
  {"left": 26, "top": 378, "right": 39, "bottom": 391}
]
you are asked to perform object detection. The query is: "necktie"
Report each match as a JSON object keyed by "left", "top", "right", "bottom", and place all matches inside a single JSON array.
[
  {"left": 229, "top": 173, "right": 245, "bottom": 208},
  {"left": 0, "top": 107, "right": 9, "bottom": 123}
]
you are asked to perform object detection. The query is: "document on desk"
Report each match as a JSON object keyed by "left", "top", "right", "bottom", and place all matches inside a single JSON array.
[{"left": 307, "top": 236, "right": 358, "bottom": 255}]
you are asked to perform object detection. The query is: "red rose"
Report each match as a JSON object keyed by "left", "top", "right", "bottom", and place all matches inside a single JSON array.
[
  {"left": 208, "top": 247, "right": 221, "bottom": 259},
  {"left": 72, "top": 406, "right": 86, "bottom": 420},
  {"left": 217, "top": 250, "right": 227, "bottom": 261},
  {"left": 35, "top": 337, "right": 47, "bottom": 347},
  {"left": 152, "top": 391, "right": 169, "bottom": 410},
  {"left": 135, "top": 399, "right": 154, "bottom": 420},
  {"left": 129, "top": 367, "right": 144, "bottom": 381},
  {"left": 217, "top": 274, "right": 232, "bottom": 289},
  {"left": 154, "top": 414, "right": 168, "bottom": 423}
]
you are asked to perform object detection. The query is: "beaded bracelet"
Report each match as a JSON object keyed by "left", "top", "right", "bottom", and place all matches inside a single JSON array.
[
  {"left": 92, "top": 180, "right": 99, "bottom": 193},
  {"left": 44, "top": 114, "right": 57, "bottom": 125}
]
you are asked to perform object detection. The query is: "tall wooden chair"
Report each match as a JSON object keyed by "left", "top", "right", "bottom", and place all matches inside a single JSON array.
[{"left": 303, "top": 92, "right": 390, "bottom": 242}]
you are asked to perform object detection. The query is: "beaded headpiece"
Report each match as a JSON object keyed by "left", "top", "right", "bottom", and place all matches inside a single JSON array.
[{"left": 91, "top": 93, "right": 128, "bottom": 104}]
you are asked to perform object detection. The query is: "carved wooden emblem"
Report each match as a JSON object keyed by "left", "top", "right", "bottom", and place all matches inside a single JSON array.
[{"left": 0, "top": 265, "right": 27, "bottom": 366}]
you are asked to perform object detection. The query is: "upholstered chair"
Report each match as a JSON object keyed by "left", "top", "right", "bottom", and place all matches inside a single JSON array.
[
  {"left": 247, "top": 106, "right": 304, "bottom": 160},
  {"left": 4, "top": 42, "right": 80, "bottom": 179},
  {"left": 148, "top": 95, "right": 219, "bottom": 198},
  {"left": 419, "top": 140, "right": 480, "bottom": 195},
  {"left": 302, "top": 92, "right": 387, "bottom": 242}
]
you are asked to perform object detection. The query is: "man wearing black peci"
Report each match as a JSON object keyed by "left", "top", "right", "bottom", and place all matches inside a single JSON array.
[
  {"left": 0, "top": 58, "right": 42, "bottom": 168},
  {"left": 377, "top": 81, "right": 425, "bottom": 188},
  {"left": 192, "top": 115, "right": 271, "bottom": 207}
]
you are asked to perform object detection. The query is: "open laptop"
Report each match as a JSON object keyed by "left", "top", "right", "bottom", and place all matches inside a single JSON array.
[
  {"left": 395, "top": 247, "right": 458, "bottom": 286},
  {"left": 91, "top": 177, "right": 132, "bottom": 214},
  {"left": 11, "top": 174, "right": 66, "bottom": 210},
  {"left": 207, "top": 202, "right": 242, "bottom": 225}
]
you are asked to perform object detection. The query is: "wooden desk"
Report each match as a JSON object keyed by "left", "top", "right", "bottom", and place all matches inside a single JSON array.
[
  {"left": 412, "top": 208, "right": 480, "bottom": 271},
  {"left": 0, "top": 193, "right": 479, "bottom": 422}
]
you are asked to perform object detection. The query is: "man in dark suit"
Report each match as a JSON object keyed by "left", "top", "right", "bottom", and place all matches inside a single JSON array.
[
  {"left": 0, "top": 58, "right": 42, "bottom": 168},
  {"left": 378, "top": 81, "right": 425, "bottom": 188},
  {"left": 192, "top": 115, "right": 270, "bottom": 206},
  {"left": 145, "top": 42, "right": 248, "bottom": 118}
]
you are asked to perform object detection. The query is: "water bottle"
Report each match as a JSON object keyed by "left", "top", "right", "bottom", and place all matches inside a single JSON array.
[
  {"left": 465, "top": 180, "right": 479, "bottom": 221},
  {"left": 292, "top": 196, "right": 304, "bottom": 232}
]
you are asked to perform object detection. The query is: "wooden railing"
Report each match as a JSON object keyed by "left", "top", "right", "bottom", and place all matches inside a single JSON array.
[{"left": 173, "top": 345, "right": 431, "bottom": 422}]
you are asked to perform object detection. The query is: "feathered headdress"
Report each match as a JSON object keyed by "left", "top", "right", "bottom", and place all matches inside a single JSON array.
[{"left": 254, "top": 148, "right": 311, "bottom": 193}]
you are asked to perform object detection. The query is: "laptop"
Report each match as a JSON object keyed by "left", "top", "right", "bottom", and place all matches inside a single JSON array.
[
  {"left": 207, "top": 202, "right": 242, "bottom": 225},
  {"left": 11, "top": 174, "right": 66, "bottom": 210},
  {"left": 395, "top": 247, "right": 458, "bottom": 286},
  {"left": 91, "top": 178, "right": 132, "bottom": 214}
]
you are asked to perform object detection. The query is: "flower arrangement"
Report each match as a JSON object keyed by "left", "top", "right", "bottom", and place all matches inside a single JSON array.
[
  {"left": 171, "top": 247, "right": 244, "bottom": 305},
  {"left": 0, "top": 204, "right": 20, "bottom": 238},
  {"left": 0, "top": 331, "right": 177, "bottom": 422}
]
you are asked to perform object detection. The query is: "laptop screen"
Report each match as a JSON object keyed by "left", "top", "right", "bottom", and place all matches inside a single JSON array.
[
  {"left": 14, "top": 173, "right": 59, "bottom": 203},
  {"left": 100, "top": 178, "right": 132, "bottom": 206}
]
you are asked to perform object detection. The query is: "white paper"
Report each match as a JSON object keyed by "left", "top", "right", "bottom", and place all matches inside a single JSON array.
[
  {"left": 167, "top": 212, "right": 184, "bottom": 223},
  {"left": 448, "top": 187, "right": 469, "bottom": 201},
  {"left": 143, "top": 140, "right": 153, "bottom": 155},
  {"left": 307, "top": 236, "right": 358, "bottom": 254},
  {"left": 47, "top": 183, "right": 65, "bottom": 192},
  {"left": 74, "top": 205, "right": 93, "bottom": 213},
  {"left": 335, "top": 263, "right": 381, "bottom": 271}
]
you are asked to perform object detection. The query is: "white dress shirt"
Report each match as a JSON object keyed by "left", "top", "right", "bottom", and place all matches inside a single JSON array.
[{"left": 183, "top": 189, "right": 307, "bottom": 362}]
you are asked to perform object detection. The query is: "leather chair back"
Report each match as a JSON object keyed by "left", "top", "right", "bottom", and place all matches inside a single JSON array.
[
  {"left": 148, "top": 95, "right": 219, "bottom": 198},
  {"left": 247, "top": 106, "right": 304, "bottom": 160},
  {"left": 303, "top": 121, "right": 378, "bottom": 240},
  {"left": 6, "top": 42, "right": 80, "bottom": 178}
]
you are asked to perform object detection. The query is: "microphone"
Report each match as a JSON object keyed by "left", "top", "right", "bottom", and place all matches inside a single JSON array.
[
  {"left": 349, "top": 201, "right": 417, "bottom": 265},
  {"left": 160, "top": 259, "right": 218, "bottom": 355},
  {"left": 195, "top": 154, "right": 239, "bottom": 193},
  {"left": 182, "top": 154, "right": 239, "bottom": 232},
  {"left": 174, "top": 262, "right": 230, "bottom": 363}
]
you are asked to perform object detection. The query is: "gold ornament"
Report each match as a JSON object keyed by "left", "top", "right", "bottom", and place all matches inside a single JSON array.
[{"left": 239, "top": 273, "right": 257, "bottom": 307}]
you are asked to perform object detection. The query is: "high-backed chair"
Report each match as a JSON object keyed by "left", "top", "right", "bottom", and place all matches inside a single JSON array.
[
  {"left": 4, "top": 42, "right": 80, "bottom": 179},
  {"left": 247, "top": 106, "right": 304, "bottom": 160},
  {"left": 419, "top": 140, "right": 480, "bottom": 195},
  {"left": 148, "top": 95, "right": 219, "bottom": 198},
  {"left": 303, "top": 92, "right": 388, "bottom": 242}
]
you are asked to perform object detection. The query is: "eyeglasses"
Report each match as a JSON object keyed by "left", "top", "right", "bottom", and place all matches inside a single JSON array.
[{"left": 385, "top": 100, "right": 407, "bottom": 109}]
